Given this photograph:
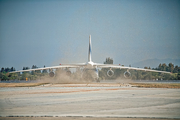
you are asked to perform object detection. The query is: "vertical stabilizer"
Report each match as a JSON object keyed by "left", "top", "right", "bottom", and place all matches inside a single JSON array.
[{"left": 88, "top": 35, "right": 92, "bottom": 62}]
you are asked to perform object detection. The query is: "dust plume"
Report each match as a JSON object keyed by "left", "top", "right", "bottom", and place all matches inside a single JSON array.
[{"left": 38, "top": 68, "right": 95, "bottom": 84}]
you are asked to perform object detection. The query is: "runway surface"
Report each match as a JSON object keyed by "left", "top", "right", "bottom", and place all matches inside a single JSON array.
[{"left": 0, "top": 84, "right": 180, "bottom": 119}]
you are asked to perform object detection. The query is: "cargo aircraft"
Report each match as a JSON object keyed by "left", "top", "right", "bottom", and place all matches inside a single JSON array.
[{"left": 10, "top": 35, "right": 170, "bottom": 80}]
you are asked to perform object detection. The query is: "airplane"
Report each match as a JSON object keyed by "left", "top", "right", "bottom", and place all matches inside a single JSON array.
[{"left": 9, "top": 35, "right": 170, "bottom": 81}]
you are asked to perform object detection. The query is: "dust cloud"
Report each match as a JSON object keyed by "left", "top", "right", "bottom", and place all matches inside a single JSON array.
[
  {"left": 37, "top": 69, "right": 133, "bottom": 84},
  {"left": 38, "top": 69, "right": 96, "bottom": 84}
]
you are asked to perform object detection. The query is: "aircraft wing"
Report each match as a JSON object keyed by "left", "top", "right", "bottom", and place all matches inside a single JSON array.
[
  {"left": 95, "top": 63, "right": 171, "bottom": 74},
  {"left": 9, "top": 63, "right": 87, "bottom": 73}
]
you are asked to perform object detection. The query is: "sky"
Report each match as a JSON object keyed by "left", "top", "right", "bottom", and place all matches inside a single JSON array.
[{"left": 0, "top": 0, "right": 180, "bottom": 70}]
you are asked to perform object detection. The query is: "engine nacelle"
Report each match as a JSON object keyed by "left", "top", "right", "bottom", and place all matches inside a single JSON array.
[
  {"left": 124, "top": 71, "right": 131, "bottom": 78},
  {"left": 66, "top": 70, "right": 71, "bottom": 76},
  {"left": 107, "top": 69, "right": 114, "bottom": 77},
  {"left": 49, "top": 72, "right": 55, "bottom": 77}
]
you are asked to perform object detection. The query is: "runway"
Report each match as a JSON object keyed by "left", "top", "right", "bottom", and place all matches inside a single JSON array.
[{"left": 0, "top": 84, "right": 180, "bottom": 119}]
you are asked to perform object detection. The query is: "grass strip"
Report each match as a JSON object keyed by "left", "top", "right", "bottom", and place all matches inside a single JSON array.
[
  {"left": 130, "top": 83, "right": 180, "bottom": 88},
  {"left": 0, "top": 83, "right": 49, "bottom": 87}
]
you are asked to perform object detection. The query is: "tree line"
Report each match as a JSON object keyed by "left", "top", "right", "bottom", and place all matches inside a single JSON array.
[
  {"left": 99, "top": 57, "right": 180, "bottom": 80},
  {"left": 0, "top": 65, "right": 49, "bottom": 81},
  {"left": 0, "top": 58, "right": 180, "bottom": 81},
  {"left": 154, "top": 63, "right": 179, "bottom": 73}
]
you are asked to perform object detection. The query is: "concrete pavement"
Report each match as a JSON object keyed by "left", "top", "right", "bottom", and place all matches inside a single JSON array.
[{"left": 0, "top": 84, "right": 180, "bottom": 119}]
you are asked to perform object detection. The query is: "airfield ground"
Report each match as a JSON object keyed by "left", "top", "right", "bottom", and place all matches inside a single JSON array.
[
  {"left": 0, "top": 82, "right": 180, "bottom": 88},
  {"left": 0, "top": 83, "right": 180, "bottom": 120}
]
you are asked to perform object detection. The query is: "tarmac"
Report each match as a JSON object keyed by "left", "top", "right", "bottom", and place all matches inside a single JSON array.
[{"left": 0, "top": 83, "right": 180, "bottom": 120}]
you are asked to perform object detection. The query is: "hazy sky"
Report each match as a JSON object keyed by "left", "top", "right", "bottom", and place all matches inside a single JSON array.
[{"left": 0, "top": 0, "right": 180, "bottom": 70}]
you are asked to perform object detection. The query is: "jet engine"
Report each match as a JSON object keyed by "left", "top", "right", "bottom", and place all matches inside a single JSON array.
[
  {"left": 124, "top": 71, "right": 131, "bottom": 78},
  {"left": 66, "top": 70, "right": 71, "bottom": 76},
  {"left": 107, "top": 69, "right": 114, "bottom": 77},
  {"left": 49, "top": 72, "right": 55, "bottom": 77}
]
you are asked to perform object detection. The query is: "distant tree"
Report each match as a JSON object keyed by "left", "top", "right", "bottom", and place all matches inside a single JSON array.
[
  {"left": 161, "top": 63, "right": 167, "bottom": 71},
  {"left": 1, "top": 68, "right": 4, "bottom": 72},
  {"left": 136, "top": 71, "right": 142, "bottom": 80},
  {"left": 104, "top": 57, "right": 113, "bottom": 64},
  {"left": 33, "top": 65, "right": 41, "bottom": 73},
  {"left": 143, "top": 72, "right": 152, "bottom": 80},
  {"left": 42, "top": 65, "right": 48, "bottom": 73},
  {"left": 173, "top": 66, "right": 178, "bottom": 73},
  {"left": 31, "top": 65, "right": 36, "bottom": 75},
  {"left": 168, "top": 63, "right": 174, "bottom": 73},
  {"left": 9, "top": 73, "right": 18, "bottom": 80},
  {"left": 0, "top": 72, "right": 9, "bottom": 80},
  {"left": 144, "top": 67, "right": 148, "bottom": 69},
  {"left": 2, "top": 74, "right": 9, "bottom": 80},
  {"left": 144, "top": 67, "right": 151, "bottom": 69},
  {"left": 5, "top": 68, "right": 10, "bottom": 72},
  {"left": 26, "top": 67, "right": 29, "bottom": 70},
  {"left": 0, "top": 72, "right": 3, "bottom": 80},
  {"left": 158, "top": 64, "right": 162, "bottom": 70},
  {"left": 10, "top": 67, "right": 15, "bottom": 72},
  {"left": 21, "top": 72, "right": 30, "bottom": 80},
  {"left": 23, "top": 67, "right": 29, "bottom": 70},
  {"left": 22, "top": 67, "right": 30, "bottom": 74},
  {"left": 177, "top": 73, "right": 180, "bottom": 80},
  {"left": 31, "top": 65, "right": 41, "bottom": 74}
]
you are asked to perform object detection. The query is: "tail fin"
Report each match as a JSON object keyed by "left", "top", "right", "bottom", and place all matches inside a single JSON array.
[{"left": 88, "top": 35, "right": 92, "bottom": 62}]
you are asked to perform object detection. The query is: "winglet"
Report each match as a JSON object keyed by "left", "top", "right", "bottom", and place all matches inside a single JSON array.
[{"left": 88, "top": 35, "right": 92, "bottom": 62}]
